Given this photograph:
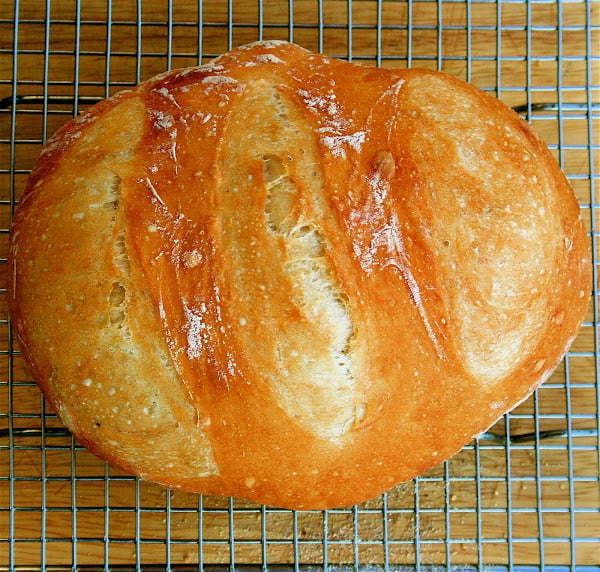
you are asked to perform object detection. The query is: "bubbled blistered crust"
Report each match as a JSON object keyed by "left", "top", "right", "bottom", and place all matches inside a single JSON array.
[{"left": 9, "top": 41, "right": 591, "bottom": 509}]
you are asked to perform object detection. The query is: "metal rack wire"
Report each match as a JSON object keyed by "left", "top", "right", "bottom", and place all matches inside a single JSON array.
[{"left": 0, "top": 0, "right": 599, "bottom": 570}]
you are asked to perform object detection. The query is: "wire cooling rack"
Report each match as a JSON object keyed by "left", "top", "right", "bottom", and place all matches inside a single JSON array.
[{"left": 0, "top": 0, "right": 599, "bottom": 570}]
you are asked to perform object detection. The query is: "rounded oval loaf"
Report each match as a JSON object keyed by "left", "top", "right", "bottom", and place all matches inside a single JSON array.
[{"left": 9, "top": 41, "right": 591, "bottom": 510}]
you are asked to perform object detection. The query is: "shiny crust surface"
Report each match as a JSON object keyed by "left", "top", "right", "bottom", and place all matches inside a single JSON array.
[{"left": 9, "top": 41, "right": 591, "bottom": 509}]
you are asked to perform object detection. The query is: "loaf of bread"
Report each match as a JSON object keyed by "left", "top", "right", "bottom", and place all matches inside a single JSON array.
[{"left": 9, "top": 41, "right": 591, "bottom": 510}]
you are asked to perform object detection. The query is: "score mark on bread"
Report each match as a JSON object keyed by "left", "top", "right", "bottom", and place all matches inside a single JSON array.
[
  {"left": 223, "top": 83, "right": 359, "bottom": 441},
  {"left": 8, "top": 41, "right": 591, "bottom": 510}
]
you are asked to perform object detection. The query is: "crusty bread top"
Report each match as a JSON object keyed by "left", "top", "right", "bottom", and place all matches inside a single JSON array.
[{"left": 9, "top": 41, "right": 591, "bottom": 509}]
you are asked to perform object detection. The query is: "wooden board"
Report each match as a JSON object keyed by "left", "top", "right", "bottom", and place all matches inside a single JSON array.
[{"left": 0, "top": 0, "right": 598, "bottom": 568}]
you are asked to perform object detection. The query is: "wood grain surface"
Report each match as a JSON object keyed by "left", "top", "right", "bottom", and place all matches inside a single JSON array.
[{"left": 0, "top": 0, "right": 598, "bottom": 568}]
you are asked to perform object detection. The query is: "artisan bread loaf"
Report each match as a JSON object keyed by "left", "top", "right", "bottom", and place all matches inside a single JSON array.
[{"left": 9, "top": 41, "right": 591, "bottom": 510}]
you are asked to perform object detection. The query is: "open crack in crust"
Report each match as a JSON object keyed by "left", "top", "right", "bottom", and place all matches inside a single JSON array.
[
  {"left": 219, "top": 83, "right": 361, "bottom": 442},
  {"left": 8, "top": 95, "right": 219, "bottom": 482},
  {"left": 8, "top": 41, "right": 591, "bottom": 510}
]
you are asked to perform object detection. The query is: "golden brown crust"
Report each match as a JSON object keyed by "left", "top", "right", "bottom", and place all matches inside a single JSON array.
[{"left": 9, "top": 41, "right": 591, "bottom": 509}]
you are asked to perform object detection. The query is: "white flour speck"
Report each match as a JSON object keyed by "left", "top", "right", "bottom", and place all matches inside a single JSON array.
[
  {"left": 182, "top": 300, "right": 207, "bottom": 359},
  {"left": 320, "top": 131, "right": 367, "bottom": 158},
  {"left": 155, "top": 87, "right": 182, "bottom": 109}
]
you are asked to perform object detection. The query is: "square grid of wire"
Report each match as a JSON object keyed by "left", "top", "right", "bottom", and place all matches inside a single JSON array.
[{"left": 0, "top": 0, "right": 598, "bottom": 570}]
